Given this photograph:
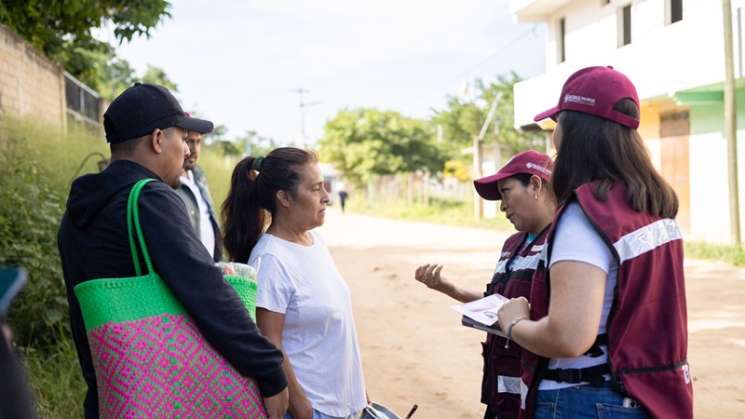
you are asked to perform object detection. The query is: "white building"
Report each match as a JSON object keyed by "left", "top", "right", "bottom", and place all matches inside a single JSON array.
[{"left": 511, "top": 0, "right": 745, "bottom": 243}]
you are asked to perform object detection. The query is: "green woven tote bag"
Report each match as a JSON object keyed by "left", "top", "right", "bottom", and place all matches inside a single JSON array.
[{"left": 74, "top": 178, "right": 268, "bottom": 418}]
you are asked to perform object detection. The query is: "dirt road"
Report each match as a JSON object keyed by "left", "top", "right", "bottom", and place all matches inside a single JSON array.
[{"left": 318, "top": 209, "right": 745, "bottom": 419}]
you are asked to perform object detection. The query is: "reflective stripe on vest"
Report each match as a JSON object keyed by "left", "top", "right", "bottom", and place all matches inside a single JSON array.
[
  {"left": 497, "top": 375, "right": 522, "bottom": 394},
  {"left": 495, "top": 251, "right": 546, "bottom": 274},
  {"left": 519, "top": 183, "right": 692, "bottom": 419},
  {"left": 613, "top": 218, "right": 682, "bottom": 263},
  {"left": 520, "top": 380, "right": 528, "bottom": 409}
]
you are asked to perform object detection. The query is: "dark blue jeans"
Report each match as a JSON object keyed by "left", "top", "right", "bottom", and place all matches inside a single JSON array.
[{"left": 534, "top": 382, "right": 649, "bottom": 419}]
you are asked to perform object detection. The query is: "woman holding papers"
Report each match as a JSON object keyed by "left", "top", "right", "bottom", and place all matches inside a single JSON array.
[
  {"left": 497, "top": 67, "right": 692, "bottom": 419},
  {"left": 222, "top": 148, "right": 368, "bottom": 419},
  {"left": 414, "top": 150, "right": 555, "bottom": 419}
]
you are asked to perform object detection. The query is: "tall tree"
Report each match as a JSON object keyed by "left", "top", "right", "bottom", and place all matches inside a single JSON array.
[
  {"left": 319, "top": 108, "right": 445, "bottom": 187},
  {"left": 431, "top": 72, "right": 544, "bottom": 162},
  {"left": 94, "top": 53, "right": 139, "bottom": 100},
  {"left": 0, "top": 0, "right": 171, "bottom": 90}
]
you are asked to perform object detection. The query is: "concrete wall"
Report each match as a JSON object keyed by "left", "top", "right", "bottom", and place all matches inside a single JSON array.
[
  {"left": 0, "top": 24, "right": 66, "bottom": 130},
  {"left": 688, "top": 95, "right": 745, "bottom": 243},
  {"left": 512, "top": 0, "right": 745, "bottom": 244},
  {"left": 513, "top": 0, "right": 738, "bottom": 127}
]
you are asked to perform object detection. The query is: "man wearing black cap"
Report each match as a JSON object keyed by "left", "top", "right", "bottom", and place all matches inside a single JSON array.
[
  {"left": 58, "top": 83, "right": 289, "bottom": 418},
  {"left": 175, "top": 121, "right": 222, "bottom": 261}
]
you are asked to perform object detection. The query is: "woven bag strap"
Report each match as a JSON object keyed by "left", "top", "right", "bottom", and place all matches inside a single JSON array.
[{"left": 126, "top": 178, "right": 156, "bottom": 276}]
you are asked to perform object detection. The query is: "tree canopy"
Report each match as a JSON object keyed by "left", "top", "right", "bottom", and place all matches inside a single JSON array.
[
  {"left": 431, "top": 72, "right": 544, "bottom": 160},
  {"left": 318, "top": 74, "right": 544, "bottom": 185},
  {"left": 319, "top": 108, "right": 445, "bottom": 186},
  {"left": 0, "top": 0, "right": 171, "bottom": 93}
]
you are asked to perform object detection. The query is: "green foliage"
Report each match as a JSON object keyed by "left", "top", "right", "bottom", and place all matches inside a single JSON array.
[
  {"left": 22, "top": 331, "right": 86, "bottom": 418},
  {"left": 93, "top": 53, "right": 137, "bottom": 101},
  {"left": 319, "top": 108, "right": 445, "bottom": 187},
  {"left": 0, "top": 118, "right": 108, "bottom": 346},
  {"left": 0, "top": 116, "right": 242, "bottom": 416},
  {"left": 199, "top": 151, "right": 241, "bottom": 214},
  {"left": 239, "top": 130, "right": 279, "bottom": 157},
  {"left": 209, "top": 124, "right": 229, "bottom": 142},
  {"left": 0, "top": 0, "right": 171, "bottom": 90},
  {"left": 203, "top": 128, "right": 282, "bottom": 159},
  {"left": 141, "top": 64, "right": 178, "bottom": 92},
  {"left": 431, "top": 72, "right": 544, "bottom": 160},
  {"left": 209, "top": 140, "right": 243, "bottom": 157},
  {"left": 685, "top": 241, "right": 745, "bottom": 266},
  {"left": 61, "top": 48, "right": 178, "bottom": 102},
  {"left": 348, "top": 194, "right": 512, "bottom": 231}
]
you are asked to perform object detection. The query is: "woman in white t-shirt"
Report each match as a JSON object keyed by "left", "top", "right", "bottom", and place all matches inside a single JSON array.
[{"left": 221, "top": 147, "right": 368, "bottom": 419}]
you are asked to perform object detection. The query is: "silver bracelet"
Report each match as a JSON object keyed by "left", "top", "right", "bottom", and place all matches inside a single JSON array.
[{"left": 504, "top": 317, "right": 527, "bottom": 349}]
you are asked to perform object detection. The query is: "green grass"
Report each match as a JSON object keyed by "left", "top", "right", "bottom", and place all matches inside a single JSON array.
[
  {"left": 348, "top": 194, "right": 513, "bottom": 230},
  {"left": 0, "top": 118, "right": 244, "bottom": 418},
  {"left": 1, "top": 117, "right": 105, "bottom": 418},
  {"left": 21, "top": 334, "right": 86, "bottom": 419},
  {"left": 685, "top": 241, "right": 745, "bottom": 266},
  {"left": 199, "top": 150, "right": 241, "bottom": 214},
  {"left": 348, "top": 192, "right": 745, "bottom": 268}
]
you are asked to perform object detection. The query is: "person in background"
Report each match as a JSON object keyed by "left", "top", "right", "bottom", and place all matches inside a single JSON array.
[
  {"left": 414, "top": 150, "right": 555, "bottom": 419},
  {"left": 175, "top": 118, "right": 222, "bottom": 261},
  {"left": 338, "top": 188, "right": 348, "bottom": 213}
]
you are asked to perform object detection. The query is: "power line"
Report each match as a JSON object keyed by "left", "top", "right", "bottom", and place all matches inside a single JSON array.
[
  {"left": 451, "top": 24, "right": 539, "bottom": 84},
  {"left": 289, "top": 88, "right": 322, "bottom": 144}
]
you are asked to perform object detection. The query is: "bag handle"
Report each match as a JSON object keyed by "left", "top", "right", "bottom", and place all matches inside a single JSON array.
[{"left": 126, "top": 178, "right": 156, "bottom": 276}]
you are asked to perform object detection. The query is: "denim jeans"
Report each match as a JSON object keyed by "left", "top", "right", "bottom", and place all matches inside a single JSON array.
[
  {"left": 534, "top": 382, "right": 649, "bottom": 419},
  {"left": 285, "top": 409, "right": 363, "bottom": 419}
]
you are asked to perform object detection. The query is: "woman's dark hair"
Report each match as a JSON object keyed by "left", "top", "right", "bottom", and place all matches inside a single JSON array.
[
  {"left": 221, "top": 147, "right": 317, "bottom": 262},
  {"left": 552, "top": 98, "right": 678, "bottom": 218}
]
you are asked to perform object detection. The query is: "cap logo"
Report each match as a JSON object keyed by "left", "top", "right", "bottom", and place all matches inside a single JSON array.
[
  {"left": 526, "top": 162, "right": 552, "bottom": 175},
  {"left": 564, "top": 94, "right": 596, "bottom": 107}
]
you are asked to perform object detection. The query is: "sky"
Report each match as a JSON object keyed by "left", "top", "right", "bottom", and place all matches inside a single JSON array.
[{"left": 104, "top": 0, "right": 546, "bottom": 145}]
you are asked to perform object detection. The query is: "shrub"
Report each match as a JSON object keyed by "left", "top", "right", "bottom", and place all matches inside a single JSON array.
[
  {"left": 0, "top": 118, "right": 106, "bottom": 345},
  {"left": 21, "top": 331, "right": 86, "bottom": 418},
  {"left": 198, "top": 148, "right": 240, "bottom": 217},
  {"left": 685, "top": 241, "right": 745, "bottom": 266}
]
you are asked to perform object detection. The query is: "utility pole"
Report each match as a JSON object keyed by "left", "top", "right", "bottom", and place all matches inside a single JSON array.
[
  {"left": 724, "top": 0, "right": 741, "bottom": 244},
  {"left": 473, "top": 93, "right": 502, "bottom": 220},
  {"left": 289, "top": 88, "right": 322, "bottom": 145}
]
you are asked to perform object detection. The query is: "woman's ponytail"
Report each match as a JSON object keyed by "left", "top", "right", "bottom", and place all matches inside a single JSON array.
[
  {"left": 221, "top": 156, "right": 265, "bottom": 262},
  {"left": 221, "top": 147, "right": 317, "bottom": 262}
]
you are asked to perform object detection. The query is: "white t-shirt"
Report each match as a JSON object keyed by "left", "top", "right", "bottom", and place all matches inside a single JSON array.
[
  {"left": 179, "top": 170, "right": 215, "bottom": 258},
  {"left": 539, "top": 202, "right": 618, "bottom": 390},
  {"left": 249, "top": 232, "right": 367, "bottom": 417}
]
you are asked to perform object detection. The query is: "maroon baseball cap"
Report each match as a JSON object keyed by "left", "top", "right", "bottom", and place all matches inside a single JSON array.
[
  {"left": 474, "top": 150, "right": 553, "bottom": 200},
  {"left": 533, "top": 66, "right": 640, "bottom": 129}
]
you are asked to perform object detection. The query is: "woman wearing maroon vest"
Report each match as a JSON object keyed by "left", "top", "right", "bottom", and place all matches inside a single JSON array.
[
  {"left": 414, "top": 150, "right": 555, "bottom": 419},
  {"left": 497, "top": 66, "right": 693, "bottom": 419}
]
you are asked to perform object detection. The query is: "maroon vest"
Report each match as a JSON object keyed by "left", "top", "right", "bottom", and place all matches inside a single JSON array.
[
  {"left": 482, "top": 228, "right": 549, "bottom": 418},
  {"left": 520, "top": 182, "right": 693, "bottom": 419}
]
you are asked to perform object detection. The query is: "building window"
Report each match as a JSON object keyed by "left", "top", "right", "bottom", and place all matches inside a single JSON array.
[
  {"left": 558, "top": 17, "right": 566, "bottom": 63},
  {"left": 618, "top": 4, "right": 632, "bottom": 47},
  {"left": 666, "top": 0, "right": 683, "bottom": 24}
]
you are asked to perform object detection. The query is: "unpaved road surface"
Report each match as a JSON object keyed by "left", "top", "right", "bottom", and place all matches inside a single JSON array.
[{"left": 318, "top": 209, "right": 745, "bottom": 418}]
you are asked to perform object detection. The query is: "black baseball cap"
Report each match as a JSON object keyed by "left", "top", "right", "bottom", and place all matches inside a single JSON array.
[{"left": 103, "top": 83, "right": 214, "bottom": 143}]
